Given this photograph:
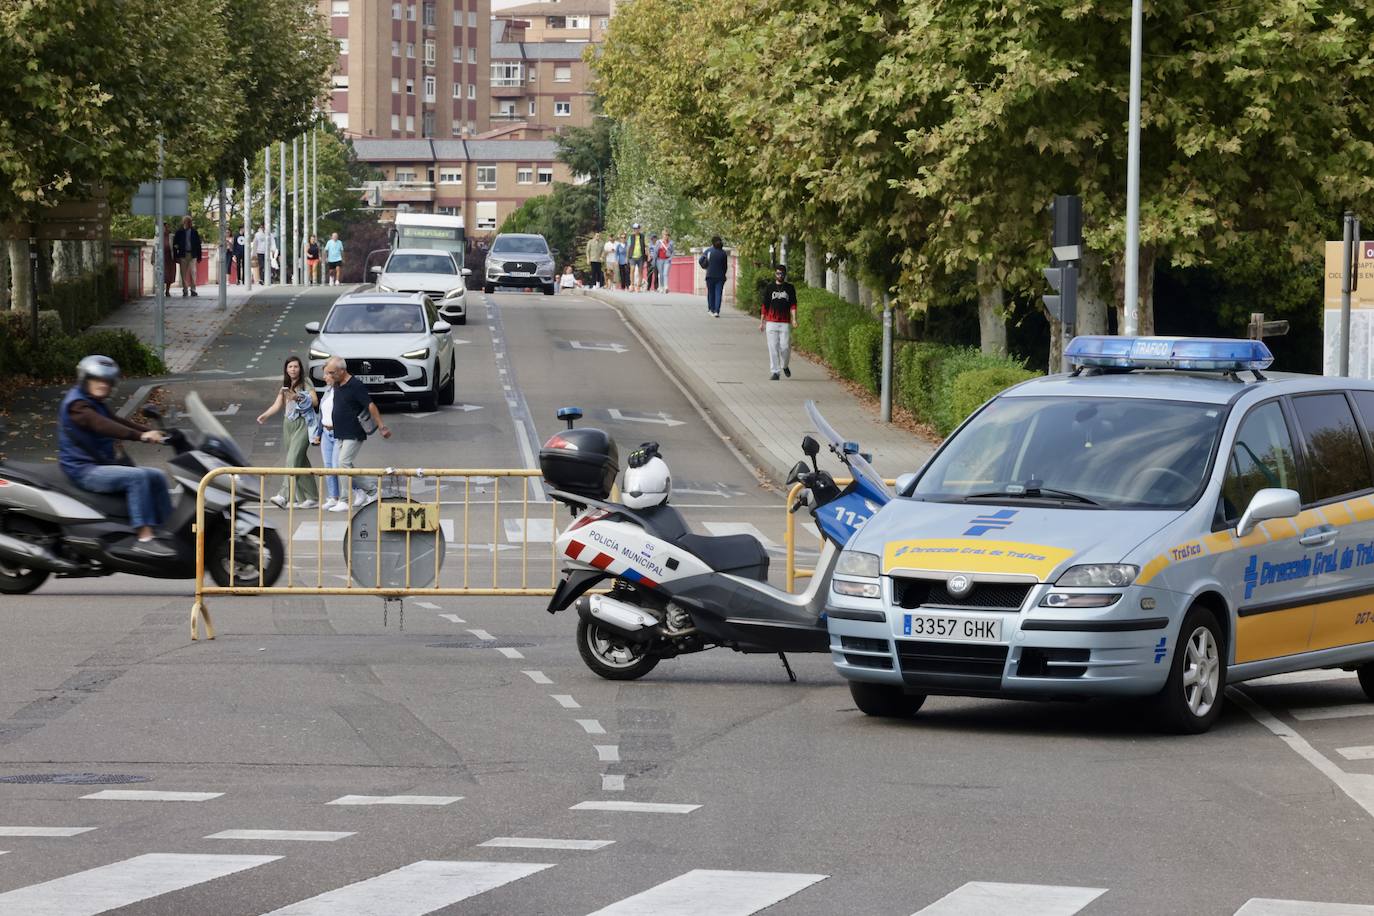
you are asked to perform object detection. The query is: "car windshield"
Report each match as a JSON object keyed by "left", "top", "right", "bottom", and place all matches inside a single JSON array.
[
  {"left": 385, "top": 254, "right": 456, "bottom": 275},
  {"left": 914, "top": 396, "right": 1225, "bottom": 509},
  {"left": 491, "top": 236, "right": 549, "bottom": 255},
  {"left": 323, "top": 302, "right": 427, "bottom": 334}
]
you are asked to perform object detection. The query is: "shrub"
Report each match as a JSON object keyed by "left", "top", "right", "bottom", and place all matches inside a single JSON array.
[
  {"left": 0, "top": 311, "right": 162, "bottom": 382},
  {"left": 947, "top": 366, "right": 1040, "bottom": 431},
  {"left": 847, "top": 322, "right": 883, "bottom": 393},
  {"left": 39, "top": 265, "right": 121, "bottom": 333},
  {"left": 822, "top": 305, "right": 864, "bottom": 378}
]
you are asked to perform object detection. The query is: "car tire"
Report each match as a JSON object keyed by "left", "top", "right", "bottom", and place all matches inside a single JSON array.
[
  {"left": 577, "top": 617, "right": 660, "bottom": 680},
  {"left": 483, "top": 284, "right": 494, "bottom": 294},
  {"left": 455, "top": 314, "right": 466, "bottom": 325},
  {"left": 542, "top": 283, "right": 555, "bottom": 296},
  {"left": 1357, "top": 662, "right": 1374, "bottom": 701},
  {"left": 1149, "top": 604, "right": 1226, "bottom": 734},
  {"left": 849, "top": 681, "right": 926, "bottom": 718},
  {"left": 438, "top": 357, "right": 455, "bottom": 406}
]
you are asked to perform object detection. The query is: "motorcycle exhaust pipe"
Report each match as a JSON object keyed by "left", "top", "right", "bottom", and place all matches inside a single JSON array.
[
  {"left": 0, "top": 532, "right": 83, "bottom": 574},
  {"left": 585, "top": 594, "right": 660, "bottom": 632}
]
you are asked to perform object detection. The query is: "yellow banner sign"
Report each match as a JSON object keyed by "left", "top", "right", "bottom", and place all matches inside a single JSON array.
[
  {"left": 379, "top": 501, "right": 441, "bottom": 532},
  {"left": 883, "top": 538, "right": 1075, "bottom": 581},
  {"left": 1323, "top": 240, "right": 1374, "bottom": 310}
]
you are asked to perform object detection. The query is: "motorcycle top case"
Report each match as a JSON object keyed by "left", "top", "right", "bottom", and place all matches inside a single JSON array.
[{"left": 540, "top": 427, "right": 619, "bottom": 500}]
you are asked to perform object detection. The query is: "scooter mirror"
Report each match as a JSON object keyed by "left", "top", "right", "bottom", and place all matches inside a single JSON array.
[
  {"left": 141, "top": 404, "right": 163, "bottom": 421},
  {"left": 801, "top": 435, "right": 820, "bottom": 458}
]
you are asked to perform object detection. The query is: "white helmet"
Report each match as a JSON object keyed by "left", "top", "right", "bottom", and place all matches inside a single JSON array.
[{"left": 623, "top": 442, "right": 671, "bottom": 510}]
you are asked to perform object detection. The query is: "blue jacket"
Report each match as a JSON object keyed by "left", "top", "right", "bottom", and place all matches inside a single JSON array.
[
  {"left": 701, "top": 246, "right": 728, "bottom": 280},
  {"left": 58, "top": 386, "right": 116, "bottom": 479}
]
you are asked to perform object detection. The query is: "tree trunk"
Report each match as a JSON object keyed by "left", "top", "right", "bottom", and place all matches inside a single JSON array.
[
  {"left": 8, "top": 240, "right": 32, "bottom": 314},
  {"left": 840, "top": 267, "right": 861, "bottom": 305},
  {"left": 858, "top": 283, "right": 874, "bottom": 310},
  {"left": 52, "top": 241, "right": 79, "bottom": 283},
  {"left": 1076, "top": 249, "right": 1110, "bottom": 336},
  {"left": 826, "top": 259, "right": 840, "bottom": 296},
  {"left": 1112, "top": 245, "right": 1156, "bottom": 336},
  {"left": 976, "top": 262, "right": 1008, "bottom": 356},
  {"left": 0, "top": 241, "right": 9, "bottom": 311},
  {"left": 804, "top": 240, "right": 823, "bottom": 288}
]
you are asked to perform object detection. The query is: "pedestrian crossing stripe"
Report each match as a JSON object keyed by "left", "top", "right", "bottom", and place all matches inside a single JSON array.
[
  {"left": 261, "top": 860, "right": 553, "bottom": 916},
  {"left": 913, "top": 881, "right": 1106, "bottom": 915},
  {"left": 586, "top": 868, "right": 825, "bottom": 916}
]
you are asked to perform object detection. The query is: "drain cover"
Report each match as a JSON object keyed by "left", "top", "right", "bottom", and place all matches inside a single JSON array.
[
  {"left": 426, "top": 641, "right": 536, "bottom": 649},
  {"left": 0, "top": 773, "right": 152, "bottom": 785}
]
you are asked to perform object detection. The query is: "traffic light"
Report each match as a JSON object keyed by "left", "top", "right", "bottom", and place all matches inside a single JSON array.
[
  {"left": 1044, "top": 194, "right": 1082, "bottom": 331},
  {"left": 1043, "top": 264, "right": 1077, "bottom": 328},
  {"left": 1050, "top": 194, "right": 1082, "bottom": 256}
]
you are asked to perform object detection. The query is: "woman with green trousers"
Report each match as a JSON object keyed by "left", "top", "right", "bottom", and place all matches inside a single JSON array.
[{"left": 256, "top": 356, "right": 321, "bottom": 509}]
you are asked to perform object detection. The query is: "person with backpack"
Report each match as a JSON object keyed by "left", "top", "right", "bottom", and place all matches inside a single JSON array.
[{"left": 699, "top": 236, "right": 728, "bottom": 316}]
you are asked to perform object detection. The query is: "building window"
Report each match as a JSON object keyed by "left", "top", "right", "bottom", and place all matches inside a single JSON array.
[
  {"left": 424, "top": 39, "right": 436, "bottom": 66},
  {"left": 547, "top": 15, "right": 565, "bottom": 28},
  {"left": 407, "top": 3, "right": 416, "bottom": 20},
  {"left": 407, "top": 42, "right": 415, "bottom": 58},
  {"left": 537, "top": 167, "right": 553, "bottom": 185},
  {"left": 476, "top": 166, "right": 497, "bottom": 190},
  {"left": 391, "top": 77, "right": 400, "bottom": 93},
  {"left": 528, "top": 100, "right": 536, "bottom": 116},
  {"left": 452, "top": 46, "right": 462, "bottom": 62},
  {"left": 491, "top": 62, "right": 523, "bottom": 86},
  {"left": 333, "top": 111, "right": 350, "bottom": 130},
  {"left": 476, "top": 201, "right": 497, "bottom": 230},
  {"left": 554, "top": 64, "right": 571, "bottom": 82},
  {"left": 422, "top": 111, "right": 435, "bottom": 137},
  {"left": 453, "top": 82, "right": 462, "bottom": 99},
  {"left": 568, "top": 15, "right": 588, "bottom": 28},
  {"left": 406, "top": 78, "right": 414, "bottom": 94},
  {"left": 406, "top": 114, "right": 415, "bottom": 132},
  {"left": 468, "top": 47, "right": 476, "bottom": 63},
  {"left": 424, "top": 75, "right": 436, "bottom": 101},
  {"left": 498, "top": 101, "right": 516, "bottom": 118},
  {"left": 468, "top": 83, "right": 476, "bottom": 100},
  {"left": 392, "top": 40, "right": 400, "bottom": 56},
  {"left": 437, "top": 206, "right": 458, "bottom": 216},
  {"left": 452, "top": 123, "right": 463, "bottom": 136},
  {"left": 467, "top": 11, "right": 476, "bottom": 27},
  {"left": 396, "top": 169, "right": 417, "bottom": 183},
  {"left": 439, "top": 168, "right": 463, "bottom": 183},
  {"left": 517, "top": 168, "right": 533, "bottom": 184},
  {"left": 423, "top": 2, "right": 435, "bottom": 26},
  {"left": 332, "top": 74, "right": 349, "bottom": 89},
  {"left": 392, "top": 2, "right": 401, "bottom": 18},
  {"left": 337, "top": 38, "right": 349, "bottom": 55},
  {"left": 598, "top": 17, "right": 608, "bottom": 29},
  {"left": 554, "top": 101, "right": 571, "bottom": 117},
  {"left": 331, "top": 0, "right": 349, "bottom": 15},
  {"left": 391, "top": 114, "right": 400, "bottom": 131}
]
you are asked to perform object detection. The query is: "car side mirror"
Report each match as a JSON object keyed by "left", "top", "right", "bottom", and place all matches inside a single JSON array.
[
  {"left": 801, "top": 435, "right": 820, "bottom": 458},
  {"left": 305, "top": 321, "right": 321, "bottom": 334},
  {"left": 1237, "top": 487, "right": 1300, "bottom": 538},
  {"left": 432, "top": 320, "right": 451, "bottom": 334},
  {"left": 461, "top": 267, "right": 472, "bottom": 276},
  {"left": 894, "top": 472, "right": 918, "bottom": 497},
  {"left": 370, "top": 266, "right": 383, "bottom": 275}
]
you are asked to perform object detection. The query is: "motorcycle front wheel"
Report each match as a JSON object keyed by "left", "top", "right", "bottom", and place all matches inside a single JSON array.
[
  {"left": 0, "top": 559, "right": 48, "bottom": 595},
  {"left": 207, "top": 527, "right": 285, "bottom": 587},
  {"left": 577, "top": 618, "right": 660, "bottom": 680}
]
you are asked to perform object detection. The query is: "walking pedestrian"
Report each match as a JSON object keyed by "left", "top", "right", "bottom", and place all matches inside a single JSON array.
[
  {"left": 586, "top": 232, "right": 604, "bottom": 289},
  {"left": 603, "top": 235, "right": 618, "bottom": 290},
  {"left": 324, "top": 231, "right": 344, "bottom": 285},
  {"left": 758, "top": 263, "right": 798, "bottom": 380},
  {"left": 173, "top": 216, "right": 202, "bottom": 297},
  {"left": 161, "top": 221, "right": 175, "bottom": 297},
  {"left": 656, "top": 230, "right": 673, "bottom": 292},
  {"left": 646, "top": 235, "right": 659, "bottom": 291},
  {"left": 700, "top": 236, "right": 728, "bottom": 317},
  {"left": 323, "top": 356, "right": 391, "bottom": 507},
  {"left": 256, "top": 356, "right": 321, "bottom": 509},
  {"left": 305, "top": 235, "right": 321, "bottom": 285},
  {"left": 627, "top": 223, "right": 647, "bottom": 291},
  {"left": 253, "top": 224, "right": 270, "bottom": 284},
  {"left": 233, "top": 231, "right": 247, "bottom": 284},
  {"left": 318, "top": 369, "right": 345, "bottom": 511},
  {"left": 616, "top": 234, "right": 629, "bottom": 291}
]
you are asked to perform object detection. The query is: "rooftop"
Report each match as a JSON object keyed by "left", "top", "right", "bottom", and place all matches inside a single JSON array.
[
  {"left": 497, "top": 0, "right": 611, "bottom": 16},
  {"left": 352, "top": 138, "right": 563, "bottom": 163}
]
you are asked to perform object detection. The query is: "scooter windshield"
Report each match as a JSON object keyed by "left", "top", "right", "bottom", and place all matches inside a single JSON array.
[
  {"left": 805, "top": 400, "right": 890, "bottom": 496},
  {"left": 185, "top": 391, "right": 247, "bottom": 466}
]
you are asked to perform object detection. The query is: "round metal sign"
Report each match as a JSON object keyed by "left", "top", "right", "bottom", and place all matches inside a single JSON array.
[{"left": 344, "top": 501, "right": 446, "bottom": 589}]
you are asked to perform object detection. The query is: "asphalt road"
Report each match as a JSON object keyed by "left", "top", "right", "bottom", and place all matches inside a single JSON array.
[{"left": 2, "top": 287, "right": 1374, "bottom": 914}]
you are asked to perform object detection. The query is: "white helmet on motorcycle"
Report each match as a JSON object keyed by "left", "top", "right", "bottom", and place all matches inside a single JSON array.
[
  {"left": 76, "top": 354, "right": 121, "bottom": 386},
  {"left": 623, "top": 442, "right": 671, "bottom": 510}
]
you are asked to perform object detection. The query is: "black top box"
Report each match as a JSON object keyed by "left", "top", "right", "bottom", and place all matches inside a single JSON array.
[{"left": 540, "top": 427, "right": 619, "bottom": 501}]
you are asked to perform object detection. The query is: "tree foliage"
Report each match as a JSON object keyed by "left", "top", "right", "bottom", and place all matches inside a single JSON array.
[{"left": 498, "top": 183, "right": 599, "bottom": 268}]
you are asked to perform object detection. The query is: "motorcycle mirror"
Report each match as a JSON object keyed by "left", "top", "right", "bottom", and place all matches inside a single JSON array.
[
  {"left": 785, "top": 460, "right": 808, "bottom": 486},
  {"left": 801, "top": 435, "right": 820, "bottom": 458},
  {"left": 861, "top": 452, "right": 873, "bottom": 464}
]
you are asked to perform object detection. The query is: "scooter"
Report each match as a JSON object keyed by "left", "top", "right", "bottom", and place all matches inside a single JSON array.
[
  {"left": 0, "top": 392, "right": 284, "bottom": 594},
  {"left": 542, "top": 401, "right": 891, "bottom": 680}
]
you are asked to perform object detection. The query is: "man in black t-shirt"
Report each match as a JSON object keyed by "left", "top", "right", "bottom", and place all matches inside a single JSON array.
[
  {"left": 323, "top": 357, "right": 392, "bottom": 506},
  {"left": 758, "top": 264, "right": 799, "bottom": 380}
]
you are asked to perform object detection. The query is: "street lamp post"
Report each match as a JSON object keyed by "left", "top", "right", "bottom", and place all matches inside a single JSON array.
[{"left": 1122, "top": 0, "right": 1144, "bottom": 336}]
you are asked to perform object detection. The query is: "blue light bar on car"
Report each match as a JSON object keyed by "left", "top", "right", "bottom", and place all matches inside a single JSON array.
[{"left": 1064, "top": 336, "right": 1274, "bottom": 371}]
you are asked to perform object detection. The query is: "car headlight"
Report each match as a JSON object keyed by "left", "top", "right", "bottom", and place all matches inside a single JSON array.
[
  {"left": 835, "top": 550, "right": 880, "bottom": 578},
  {"left": 309, "top": 348, "right": 330, "bottom": 360},
  {"left": 376, "top": 283, "right": 395, "bottom": 292},
  {"left": 1055, "top": 564, "right": 1138, "bottom": 588},
  {"left": 443, "top": 287, "right": 464, "bottom": 299},
  {"left": 402, "top": 348, "right": 430, "bottom": 360},
  {"left": 537, "top": 264, "right": 554, "bottom": 275}
]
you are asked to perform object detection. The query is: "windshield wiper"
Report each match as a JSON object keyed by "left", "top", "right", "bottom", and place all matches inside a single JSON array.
[{"left": 962, "top": 487, "right": 1103, "bottom": 507}]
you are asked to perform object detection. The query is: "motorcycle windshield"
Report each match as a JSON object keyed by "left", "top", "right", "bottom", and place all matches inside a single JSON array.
[
  {"left": 185, "top": 391, "right": 247, "bottom": 466},
  {"left": 805, "top": 400, "right": 890, "bottom": 497}
]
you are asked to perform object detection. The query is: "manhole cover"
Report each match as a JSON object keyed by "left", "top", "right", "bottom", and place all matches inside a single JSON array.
[
  {"left": 0, "top": 773, "right": 152, "bottom": 785},
  {"left": 426, "top": 641, "right": 537, "bottom": 650}
]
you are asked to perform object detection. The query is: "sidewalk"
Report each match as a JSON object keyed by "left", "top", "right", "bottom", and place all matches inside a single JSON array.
[{"left": 587, "top": 288, "right": 938, "bottom": 485}]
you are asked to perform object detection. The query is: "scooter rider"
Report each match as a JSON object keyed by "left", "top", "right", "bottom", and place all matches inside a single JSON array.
[{"left": 58, "top": 356, "right": 172, "bottom": 557}]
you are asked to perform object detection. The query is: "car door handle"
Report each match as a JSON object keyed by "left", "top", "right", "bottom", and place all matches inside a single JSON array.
[{"left": 1298, "top": 525, "right": 1339, "bottom": 547}]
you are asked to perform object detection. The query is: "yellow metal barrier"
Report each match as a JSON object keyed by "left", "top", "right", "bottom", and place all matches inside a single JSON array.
[
  {"left": 783, "top": 477, "right": 897, "bottom": 592},
  {"left": 190, "top": 466, "right": 560, "bottom": 640}
]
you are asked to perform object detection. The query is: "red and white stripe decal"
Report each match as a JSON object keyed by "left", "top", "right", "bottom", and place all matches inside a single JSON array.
[
  {"left": 565, "top": 540, "right": 585, "bottom": 560},
  {"left": 589, "top": 552, "right": 616, "bottom": 571}
]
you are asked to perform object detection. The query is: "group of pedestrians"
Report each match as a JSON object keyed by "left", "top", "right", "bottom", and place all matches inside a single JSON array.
[
  {"left": 585, "top": 225, "right": 674, "bottom": 292},
  {"left": 218, "top": 228, "right": 345, "bottom": 286},
  {"left": 256, "top": 356, "right": 391, "bottom": 512},
  {"left": 159, "top": 217, "right": 203, "bottom": 297}
]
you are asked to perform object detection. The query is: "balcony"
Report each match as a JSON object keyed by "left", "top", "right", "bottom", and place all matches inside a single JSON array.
[
  {"left": 370, "top": 181, "right": 436, "bottom": 203},
  {"left": 490, "top": 83, "right": 526, "bottom": 99}
]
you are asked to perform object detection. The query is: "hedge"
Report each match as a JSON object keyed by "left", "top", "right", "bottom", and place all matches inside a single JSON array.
[
  {"left": 39, "top": 265, "right": 122, "bottom": 334},
  {"left": 0, "top": 311, "right": 163, "bottom": 382}
]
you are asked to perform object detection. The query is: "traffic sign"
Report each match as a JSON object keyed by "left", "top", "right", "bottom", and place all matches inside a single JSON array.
[
  {"left": 131, "top": 179, "right": 189, "bottom": 217},
  {"left": 36, "top": 221, "right": 105, "bottom": 241}
]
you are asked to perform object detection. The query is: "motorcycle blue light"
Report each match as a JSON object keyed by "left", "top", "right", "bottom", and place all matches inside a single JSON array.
[{"left": 1064, "top": 336, "right": 1273, "bottom": 372}]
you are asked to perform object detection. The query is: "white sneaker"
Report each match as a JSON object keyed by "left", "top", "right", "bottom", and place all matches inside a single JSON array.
[
  {"left": 327, "top": 499, "right": 349, "bottom": 512},
  {"left": 269, "top": 494, "right": 288, "bottom": 509},
  {"left": 351, "top": 490, "right": 374, "bottom": 507},
  {"left": 295, "top": 499, "right": 318, "bottom": 509}
]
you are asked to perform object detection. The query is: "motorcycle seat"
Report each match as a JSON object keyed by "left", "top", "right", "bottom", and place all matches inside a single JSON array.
[
  {"left": 675, "top": 532, "right": 770, "bottom": 582},
  {"left": 1, "top": 461, "right": 132, "bottom": 519},
  {"left": 635, "top": 503, "right": 691, "bottom": 542}
]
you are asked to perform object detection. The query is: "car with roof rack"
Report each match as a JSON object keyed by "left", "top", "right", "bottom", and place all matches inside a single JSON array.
[{"left": 827, "top": 335, "right": 1374, "bottom": 733}]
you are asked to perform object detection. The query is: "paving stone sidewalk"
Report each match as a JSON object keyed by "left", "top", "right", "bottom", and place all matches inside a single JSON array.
[{"left": 587, "top": 288, "right": 937, "bottom": 485}]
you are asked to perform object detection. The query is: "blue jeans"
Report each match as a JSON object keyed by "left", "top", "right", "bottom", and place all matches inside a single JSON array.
[
  {"left": 705, "top": 276, "right": 725, "bottom": 315},
  {"left": 72, "top": 464, "right": 173, "bottom": 529},
  {"left": 657, "top": 259, "right": 671, "bottom": 290},
  {"left": 320, "top": 427, "right": 341, "bottom": 500}
]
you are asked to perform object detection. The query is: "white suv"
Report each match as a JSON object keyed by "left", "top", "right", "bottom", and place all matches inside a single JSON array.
[{"left": 372, "top": 248, "right": 471, "bottom": 325}]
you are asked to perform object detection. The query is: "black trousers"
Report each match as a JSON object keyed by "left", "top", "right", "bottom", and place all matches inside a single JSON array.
[{"left": 590, "top": 262, "right": 604, "bottom": 287}]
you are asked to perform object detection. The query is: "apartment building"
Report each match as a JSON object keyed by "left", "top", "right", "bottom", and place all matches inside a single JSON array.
[
  {"left": 321, "top": 0, "right": 493, "bottom": 139},
  {"left": 353, "top": 138, "right": 574, "bottom": 235},
  {"left": 490, "top": 30, "right": 596, "bottom": 129},
  {"left": 493, "top": 0, "right": 610, "bottom": 43}
]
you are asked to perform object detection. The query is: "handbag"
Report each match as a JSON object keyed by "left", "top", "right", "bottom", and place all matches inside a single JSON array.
[{"left": 357, "top": 406, "right": 378, "bottom": 436}]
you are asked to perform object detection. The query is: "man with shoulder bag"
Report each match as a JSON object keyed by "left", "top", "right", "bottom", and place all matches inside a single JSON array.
[{"left": 322, "top": 356, "right": 392, "bottom": 507}]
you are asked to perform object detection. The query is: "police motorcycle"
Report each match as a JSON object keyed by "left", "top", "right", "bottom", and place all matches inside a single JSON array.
[
  {"left": 0, "top": 392, "right": 283, "bottom": 594},
  {"left": 541, "top": 400, "right": 891, "bottom": 680}
]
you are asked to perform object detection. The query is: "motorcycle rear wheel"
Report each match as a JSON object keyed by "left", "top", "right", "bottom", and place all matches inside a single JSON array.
[
  {"left": 0, "top": 560, "right": 48, "bottom": 595},
  {"left": 207, "top": 528, "right": 285, "bottom": 588},
  {"left": 577, "top": 618, "right": 660, "bottom": 680}
]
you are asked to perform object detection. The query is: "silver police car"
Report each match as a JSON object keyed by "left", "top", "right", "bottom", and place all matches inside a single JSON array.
[{"left": 828, "top": 336, "right": 1374, "bottom": 733}]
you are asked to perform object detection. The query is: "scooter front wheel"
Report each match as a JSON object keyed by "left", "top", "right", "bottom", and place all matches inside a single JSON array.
[
  {"left": 0, "top": 559, "right": 48, "bottom": 595},
  {"left": 207, "top": 527, "right": 285, "bottom": 587},
  {"left": 577, "top": 618, "right": 660, "bottom": 680}
]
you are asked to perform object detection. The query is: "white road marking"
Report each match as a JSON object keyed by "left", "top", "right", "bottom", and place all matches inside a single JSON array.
[
  {"left": 496, "top": 647, "right": 525, "bottom": 659},
  {"left": 1230, "top": 688, "right": 1374, "bottom": 820},
  {"left": 0, "top": 852, "right": 279, "bottom": 915},
  {"left": 551, "top": 694, "right": 581, "bottom": 709},
  {"left": 595, "top": 745, "right": 619, "bottom": 762},
  {"left": 468, "top": 628, "right": 496, "bottom": 641},
  {"left": 1235, "top": 901, "right": 1374, "bottom": 915},
  {"left": 601, "top": 775, "right": 625, "bottom": 791},
  {"left": 415, "top": 601, "right": 441, "bottom": 610},
  {"left": 912, "top": 881, "right": 1107, "bottom": 915},
  {"left": 0, "top": 827, "right": 96, "bottom": 837},
  {"left": 702, "top": 521, "right": 780, "bottom": 550},
  {"left": 206, "top": 830, "right": 354, "bottom": 842},
  {"left": 504, "top": 518, "right": 555, "bottom": 543},
  {"left": 1291, "top": 704, "right": 1374, "bottom": 721},
  {"left": 587, "top": 869, "right": 824, "bottom": 916},
  {"left": 571, "top": 801, "right": 699, "bottom": 814},
  {"left": 1339, "top": 746, "right": 1374, "bottom": 760},
  {"left": 1252, "top": 669, "right": 1357, "bottom": 685},
  {"left": 479, "top": 837, "right": 613, "bottom": 851},
  {"left": 524, "top": 670, "right": 553, "bottom": 685},
  {"left": 262, "top": 860, "right": 552, "bottom": 915},
  {"left": 327, "top": 795, "right": 462, "bottom": 806},
  {"left": 439, "top": 613, "right": 466, "bottom": 624},
  {"left": 576, "top": 719, "right": 605, "bottom": 735},
  {"left": 802, "top": 522, "right": 820, "bottom": 540},
  {"left": 82, "top": 790, "right": 222, "bottom": 802}
]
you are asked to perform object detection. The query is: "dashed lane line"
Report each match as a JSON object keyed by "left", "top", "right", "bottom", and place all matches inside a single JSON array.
[
  {"left": 595, "top": 745, "right": 619, "bottom": 763},
  {"left": 479, "top": 837, "right": 614, "bottom": 851},
  {"left": 1234, "top": 901, "right": 1374, "bottom": 915},
  {"left": 327, "top": 795, "right": 462, "bottom": 806},
  {"left": 468, "top": 628, "right": 496, "bottom": 641},
  {"left": 523, "top": 670, "right": 553, "bottom": 685},
  {"left": 576, "top": 719, "right": 605, "bottom": 735},
  {"left": 439, "top": 613, "right": 467, "bottom": 624},
  {"left": 601, "top": 775, "right": 625, "bottom": 792},
  {"left": 82, "top": 790, "right": 222, "bottom": 802},
  {"left": 496, "top": 647, "right": 525, "bottom": 659},
  {"left": 551, "top": 694, "right": 581, "bottom": 709}
]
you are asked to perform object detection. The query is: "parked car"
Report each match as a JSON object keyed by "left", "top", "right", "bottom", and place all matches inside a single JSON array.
[
  {"left": 483, "top": 233, "right": 556, "bottom": 296},
  {"left": 372, "top": 248, "right": 471, "bottom": 325},
  {"left": 306, "top": 292, "right": 456, "bottom": 412}
]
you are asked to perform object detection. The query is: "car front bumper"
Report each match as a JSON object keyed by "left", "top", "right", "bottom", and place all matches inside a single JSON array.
[{"left": 308, "top": 357, "right": 432, "bottom": 400}]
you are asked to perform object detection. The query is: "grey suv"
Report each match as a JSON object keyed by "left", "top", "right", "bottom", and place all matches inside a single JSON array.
[{"left": 483, "top": 233, "right": 555, "bottom": 296}]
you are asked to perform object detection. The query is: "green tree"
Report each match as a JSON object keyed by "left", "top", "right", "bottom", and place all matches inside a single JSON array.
[{"left": 498, "top": 183, "right": 599, "bottom": 268}]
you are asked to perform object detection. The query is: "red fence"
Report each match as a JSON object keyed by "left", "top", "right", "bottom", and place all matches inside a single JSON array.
[{"left": 668, "top": 255, "right": 695, "bottom": 294}]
